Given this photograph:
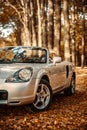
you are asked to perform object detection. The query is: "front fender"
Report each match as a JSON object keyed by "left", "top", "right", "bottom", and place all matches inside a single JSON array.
[{"left": 33, "top": 69, "right": 49, "bottom": 96}]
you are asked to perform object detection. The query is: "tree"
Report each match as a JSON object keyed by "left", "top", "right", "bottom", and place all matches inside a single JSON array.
[
  {"left": 30, "top": 0, "right": 37, "bottom": 46},
  {"left": 37, "top": 0, "right": 42, "bottom": 47},
  {"left": 71, "top": 0, "right": 76, "bottom": 65},
  {"left": 2, "top": 0, "right": 31, "bottom": 46},
  {"left": 47, "top": 0, "right": 54, "bottom": 51},
  {"left": 41, "top": 0, "right": 48, "bottom": 48},
  {"left": 53, "top": 0, "right": 61, "bottom": 55},
  {"left": 81, "top": 0, "right": 85, "bottom": 68},
  {"left": 63, "top": 0, "right": 70, "bottom": 61}
]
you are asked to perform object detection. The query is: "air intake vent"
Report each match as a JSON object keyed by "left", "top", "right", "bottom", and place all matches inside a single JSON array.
[{"left": 0, "top": 90, "right": 8, "bottom": 100}]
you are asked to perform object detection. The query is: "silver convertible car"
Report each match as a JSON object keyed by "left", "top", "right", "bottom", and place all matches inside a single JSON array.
[{"left": 0, "top": 46, "right": 75, "bottom": 111}]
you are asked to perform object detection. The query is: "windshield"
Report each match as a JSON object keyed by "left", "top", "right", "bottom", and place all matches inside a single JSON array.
[{"left": 0, "top": 47, "right": 47, "bottom": 63}]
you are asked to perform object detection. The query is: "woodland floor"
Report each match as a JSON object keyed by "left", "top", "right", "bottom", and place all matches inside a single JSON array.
[{"left": 0, "top": 67, "right": 87, "bottom": 130}]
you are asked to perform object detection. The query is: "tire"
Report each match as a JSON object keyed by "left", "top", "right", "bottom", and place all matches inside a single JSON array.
[
  {"left": 64, "top": 76, "right": 75, "bottom": 96},
  {"left": 30, "top": 79, "right": 52, "bottom": 112}
]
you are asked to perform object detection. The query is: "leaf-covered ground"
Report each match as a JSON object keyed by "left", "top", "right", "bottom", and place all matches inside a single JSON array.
[{"left": 0, "top": 67, "right": 87, "bottom": 130}]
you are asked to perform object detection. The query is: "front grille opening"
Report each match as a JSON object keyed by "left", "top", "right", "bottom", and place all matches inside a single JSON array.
[{"left": 0, "top": 90, "right": 8, "bottom": 100}]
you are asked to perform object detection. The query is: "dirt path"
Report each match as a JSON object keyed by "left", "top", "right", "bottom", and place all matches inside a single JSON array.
[{"left": 0, "top": 67, "right": 87, "bottom": 130}]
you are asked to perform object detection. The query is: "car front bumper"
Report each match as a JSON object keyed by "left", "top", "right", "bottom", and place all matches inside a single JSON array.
[{"left": 0, "top": 79, "right": 37, "bottom": 106}]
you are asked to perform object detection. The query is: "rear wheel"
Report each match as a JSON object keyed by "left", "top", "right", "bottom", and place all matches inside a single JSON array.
[
  {"left": 64, "top": 76, "right": 75, "bottom": 96},
  {"left": 30, "top": 79, "right": 52, "bottom": 111}
]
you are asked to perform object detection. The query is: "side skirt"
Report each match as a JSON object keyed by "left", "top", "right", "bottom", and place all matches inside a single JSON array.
[{"left": 53, "top": 86, "right": 65, "bottom": 94}]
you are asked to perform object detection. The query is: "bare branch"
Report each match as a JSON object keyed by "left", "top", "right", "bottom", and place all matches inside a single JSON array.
[
  {"left": 19, "top": 0, "right": 24, "bottom": 7},
  {"left": 5, "top": 0, "right": 24, "bottom": 26}
]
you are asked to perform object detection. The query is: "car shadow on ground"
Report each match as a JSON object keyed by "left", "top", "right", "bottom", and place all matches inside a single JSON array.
[
  {"left": 51, "top": 89, "right": 87, "bottom": 109},
  {"left": 0, "top": 89, "right": 86, "bottom": 117}
]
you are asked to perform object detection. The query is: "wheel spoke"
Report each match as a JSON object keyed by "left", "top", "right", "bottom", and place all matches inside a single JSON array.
[
  {"left": 34, "top": 92, "right": 41, "bottom": 106},
  {"left": 40, "top": 84, "right": 44, "bottom": 93},
  {"left": 36, "top": 92, "right": 40, "bottom": 96},
  {"left": 44, "top": 93, "right": 50, "bottom": 98},
  {"left": 72, "top": 79, "right": 75, "bottom": 87},
  {"left": 41, "top": 99, "right": 45, "bottom": 107},
  {"left": 34, "top": 97, "right": 40, "bottom": 106},
  {"left": 71, "top": 78, "right": 75, "bottom": 93},
  {"left": 72, "top": 81, "right": 75, "bottom": 87}
]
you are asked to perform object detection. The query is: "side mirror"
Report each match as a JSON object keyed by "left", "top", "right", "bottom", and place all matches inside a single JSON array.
[{"left": 53, "top": 57, "right": 62, "bottom": 64}]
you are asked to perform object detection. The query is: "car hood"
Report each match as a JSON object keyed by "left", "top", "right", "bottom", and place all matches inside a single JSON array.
[{"left": 0, "top": 63, "right": 46, "bottom": 80}]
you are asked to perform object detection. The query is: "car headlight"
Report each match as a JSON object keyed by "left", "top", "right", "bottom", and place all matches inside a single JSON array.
[{"left": 5, "top": 68, "right": 33, "bottom": 83}]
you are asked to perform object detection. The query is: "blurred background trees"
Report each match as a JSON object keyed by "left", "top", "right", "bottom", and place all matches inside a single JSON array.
[{"left": 0, "top": 0, "right": 87, "bottom": 67}]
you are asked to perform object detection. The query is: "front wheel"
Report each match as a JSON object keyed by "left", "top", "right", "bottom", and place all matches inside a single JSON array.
[
  {"left": 30, "top": 79, "right": 52, "bottom": 112},
  {"left": 64, "top": 76, "right": 75, "bottom": 96}
]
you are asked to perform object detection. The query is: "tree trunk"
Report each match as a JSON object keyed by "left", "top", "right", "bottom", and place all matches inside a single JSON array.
[
  {"left": 47, "top": 0, "right": 54, "bottom": 51},
  {"left": 81, "top": 0, "right": 85, "bottom": 68},
  {"left": 71, "top": 0, "right": 76, "bottom": 65},
  {"left": 20, "top": 1, "right": 31, "bottom": 46},
  {"left": 53, "top": 0, "right": 61, "bottom": 56},
  {"left": 37, "top": 0, "right": 42, "bottom": 47},
  {"left": 42, "top": 0, "right": 48, "bottom": 48},
  {"left": 30, "top": 0, "right": 37, "bottom": 46},
  {"left": 16, "top": 21, "right": 22, "bottom": 46},
  {"left": 63, "top": 0, "right": 70, "bottom": 61},
  {"left": 75, "top": 5, "right": 79, "bottom": 66}
]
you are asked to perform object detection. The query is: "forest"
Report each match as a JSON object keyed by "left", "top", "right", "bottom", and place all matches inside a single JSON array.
[
  {"left": 0, "top": 0, "right": 87, "bottom": 67},
  {"left": 0, "top": 0, "right": 87, "bottom": 130}
]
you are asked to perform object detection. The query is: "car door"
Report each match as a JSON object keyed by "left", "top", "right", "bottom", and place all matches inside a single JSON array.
[{"left": 48, "top": 62, "right": 66, "bottom": 91}]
